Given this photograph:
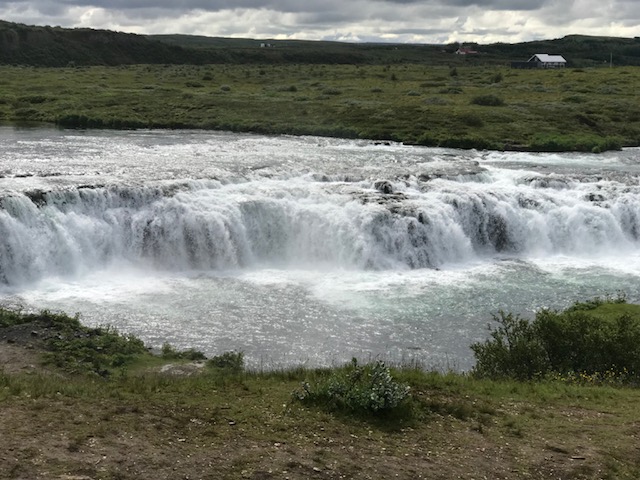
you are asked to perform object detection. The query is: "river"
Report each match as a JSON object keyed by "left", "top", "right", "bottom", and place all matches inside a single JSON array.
[{"left": 1, "top": 127, "right": 639, "bottom": 369}]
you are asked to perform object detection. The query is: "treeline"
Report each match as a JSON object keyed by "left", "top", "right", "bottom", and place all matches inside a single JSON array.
[{"left": 1, "top": 20, "right": 640, "bottom": 67}]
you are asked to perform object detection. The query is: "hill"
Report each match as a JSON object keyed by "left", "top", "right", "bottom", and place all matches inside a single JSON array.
[{"left": 1, "top": 20, "right": 639, "bottom": 67}]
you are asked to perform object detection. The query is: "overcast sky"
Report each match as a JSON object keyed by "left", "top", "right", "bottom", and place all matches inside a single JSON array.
[{"left": 1, "top": 0, "right": 638, "bottom": 44}]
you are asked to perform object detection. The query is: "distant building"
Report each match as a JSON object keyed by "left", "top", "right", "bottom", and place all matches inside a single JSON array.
[
  {"left": 511, "top": 53, "right": 567, "bottom": 69},
  {"left": 455, "top": 47, "right": 479, "bottom": 55}
]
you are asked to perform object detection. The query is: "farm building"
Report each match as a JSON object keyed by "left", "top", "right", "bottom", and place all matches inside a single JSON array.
[
  {"left": 511, "top": 54, "right": 567, "bottom": 69},
  {"left": 455, "top": 47, "right": 478, "bottom": 55}
]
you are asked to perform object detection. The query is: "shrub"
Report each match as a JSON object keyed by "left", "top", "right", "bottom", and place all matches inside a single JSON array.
[
  {"left": 294, "top": 359, "right": 410, "bottom": 414},
  {"left": 423, "top": 96, "right": 451, "bottom": 106},
  {"left": 490, "top": 72, "right": 503, "bottom": 84},
  {"left": 161, "top": 343, "right": 206, "bottom": 361},
  {"left": 562, "top": 95, "right": 587, "bottom": 103},
  {"left": 470, "top": 94, "right": 505, "bottom": 106},
  {"left": 471, "top": 312, "right": 550, "bottom": 381},
  {"left": 276, "top": 85, "right": 297, "bottom": 92},
  {"left": 438, "top": 86, "right": 463, "bottom": 94},
  {"left": 529, "top": 133, "right": 622, "bottom": 153},
  {"left": 458, "top": 113, "right": 484, "bottom": 127},
  {"left": 471, "top": 297, "right": 640, "bottom": 383},
  {"left": 439, "top": 136, "right": 494, "bottom": 150},
  {"left": 207, "top": 351, "right": 244, "bottom": 372}
]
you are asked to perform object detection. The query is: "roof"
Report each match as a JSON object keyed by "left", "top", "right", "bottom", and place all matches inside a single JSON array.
[{"left": 528, "top": 54, "right": 566, "bottom": 63}]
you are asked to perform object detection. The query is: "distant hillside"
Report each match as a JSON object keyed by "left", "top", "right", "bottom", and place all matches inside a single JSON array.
[
  {"left": 1, "top": 20, "right": 639, "bottom": 67},
  {"left": 0, "top": 20, "right": 203, "bottom": 66},
  {"left": 481, "top": 35, "right": 640, "bottom": 67}
]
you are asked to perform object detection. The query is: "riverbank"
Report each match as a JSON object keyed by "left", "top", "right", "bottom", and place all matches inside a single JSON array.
[
  {"left": 0, "top": 64, "right": 638, "bottom": 152},
  {"left": 1, "top": 306, "right": 640, "bottom": 479}
]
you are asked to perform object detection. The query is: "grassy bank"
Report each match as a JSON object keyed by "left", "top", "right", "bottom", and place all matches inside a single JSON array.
[
  {"left": 1, "top": 64, "right": 638, "bottom": 152},
  {"left": 2, "top": 300, "right": 640, "bottom": 479}
]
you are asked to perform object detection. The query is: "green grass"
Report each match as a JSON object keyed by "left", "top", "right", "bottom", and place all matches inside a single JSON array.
[
  {"left": 2, "top": 356, "right": 640, "bottom": 478},
  {"left": 2, "top": 300, "right": 640, "bottom": 477},
  {"left": 0, "top": 64, "right": 638, "bottom": 151},
  {"left": 0, "top": 301, "right": 640, "bottom": 480}
]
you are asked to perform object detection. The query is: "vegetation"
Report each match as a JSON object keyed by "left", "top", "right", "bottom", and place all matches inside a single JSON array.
[
  {"left": 2, "top": 300, "right": 640, "bottom": 478},
  {"left": 0, "top": 63, "right": 638, "bottom": 151},
  {"left": 472, "top": 294, "right": 640, "bottom": 383},
  {"left": 294, "top": 359, "right": 411, "bottom": 415},
  {"left": 1, "top": 301, "right": 640, "bottom": 478}
]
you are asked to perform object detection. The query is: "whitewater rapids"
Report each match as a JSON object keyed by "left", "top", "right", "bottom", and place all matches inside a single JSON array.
[{"left": 1, "top": 128, "right": 639, "bottom": 368}]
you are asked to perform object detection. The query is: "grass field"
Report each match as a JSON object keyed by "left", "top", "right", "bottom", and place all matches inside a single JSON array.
[
  {"left": 1, "top": 64, "right": 638, "bottom": 151},
  {"left": 1, "top": 302, "right": 640, "bottom": 479}
]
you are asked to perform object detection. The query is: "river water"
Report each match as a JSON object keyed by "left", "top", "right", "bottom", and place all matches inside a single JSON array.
[{"left": 1, "top": 127, "right": 640, "bottom": 369}]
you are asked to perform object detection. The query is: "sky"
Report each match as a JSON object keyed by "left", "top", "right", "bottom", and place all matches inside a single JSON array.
[{"left": 0, "top": 0, "right": 638, "bottom": 44}]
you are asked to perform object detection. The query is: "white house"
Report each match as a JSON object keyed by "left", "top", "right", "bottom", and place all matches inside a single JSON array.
[{"left": 527, "top": 54, "right": 567, "bottom": 68}]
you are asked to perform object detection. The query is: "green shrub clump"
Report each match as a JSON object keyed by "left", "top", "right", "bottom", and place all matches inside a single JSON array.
[
  {"left": 207, "top": 351, "right": 244, "bottom": 373},
  {"left": 161, "top": 343, "right": 207, "bottom": 361},
  {"left": 529, "top": 133, "right": 622, "bottom": 153},
  {"left": 294, "top": 359, "right": 410, "bottom": 414},
  {"left": 471, "top": 295, "right": 640, "bottom": 384},
  {"left": 470, "top": 94, "right": 505, "bottom": 106}
]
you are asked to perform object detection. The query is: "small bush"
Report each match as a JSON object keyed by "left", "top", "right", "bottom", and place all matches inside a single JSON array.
[
  {"left": 530, "top": 133, "right": 622, "bottom": 153},
  {"left": 161, "top": 343, "right": 206, "bottom": 361},
  {"left": 562, "top": 95, "right": 586, "bottom": 103},
  {"left": 459, "top": 113, "right": 484, "bottom": 127},
  {"left": 440, "top": 136, "right": 494, "bottom": 150},
  {"left": 277, "top": 85, "right": 297, "bottom": 92},
  {"left": 207, "top": 351, "right": 244, "bottom": 372},
  {"left": 470, "top": 94, "right": 505, "bottom": 106},
  {"left": 438, "top": 86, "right": 463, "bottom": 94},
  {"left": 423, "top": 96, "right": 451, "bottom": 106},
  {"left": 294, "top": 359, "right": 410, "bottom": 414},
  {"left": 490, "top": 72, "right": 503, "bottom": 84}
]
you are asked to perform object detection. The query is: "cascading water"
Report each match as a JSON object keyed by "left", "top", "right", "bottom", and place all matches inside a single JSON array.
[
  {"left": 1, "top": 127, "right": 640, "bottom": 368},
  {"left": 2, "top": 169, "right": 639, "bottom": 283}
]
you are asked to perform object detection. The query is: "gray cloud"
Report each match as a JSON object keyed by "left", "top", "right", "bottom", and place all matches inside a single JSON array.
[{"left": 0, "top": 0, "right": 638, "bottom": 43}]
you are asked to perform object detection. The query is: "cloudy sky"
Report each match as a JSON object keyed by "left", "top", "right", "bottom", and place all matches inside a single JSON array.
[{"left": 0, "top": 0, "right": 638, "bottom": 44}]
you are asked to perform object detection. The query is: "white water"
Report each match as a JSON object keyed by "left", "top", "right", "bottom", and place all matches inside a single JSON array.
[{"left": 1, "top": 127, "right": 640, "bottom": 369}]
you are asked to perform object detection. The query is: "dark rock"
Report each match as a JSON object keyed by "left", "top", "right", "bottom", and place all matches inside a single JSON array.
[{"left": 374, "top": 180, "right": 394, "bottom": 194}]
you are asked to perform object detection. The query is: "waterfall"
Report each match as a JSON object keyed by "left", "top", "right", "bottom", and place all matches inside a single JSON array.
[{"left": 2, "top": 170, "right": 639, "bottom": 286}]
